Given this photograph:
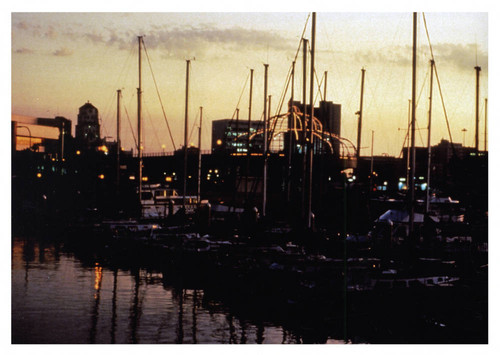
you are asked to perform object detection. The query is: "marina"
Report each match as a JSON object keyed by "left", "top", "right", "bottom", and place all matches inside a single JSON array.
[{"left": 11, "top": 11, "right": 488, "bottom": 344}]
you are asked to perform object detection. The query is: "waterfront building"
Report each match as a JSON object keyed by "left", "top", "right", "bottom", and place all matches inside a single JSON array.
[
  {"left": 11, "top": 114, "right": 71, "bottom": 158},
  {"left": 75, "top": 101, "right": 101, "bottom": 150},
  {"left": 211, "top": 119, "right": 264, "bottom": 154},
  {"left": 286, "top": 100, "right": 342, "bottom": 157}
]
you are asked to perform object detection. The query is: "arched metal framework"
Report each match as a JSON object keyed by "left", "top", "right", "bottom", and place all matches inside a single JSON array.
[{"left": 237, "top": 105, "right": 357, "bottom": 158}]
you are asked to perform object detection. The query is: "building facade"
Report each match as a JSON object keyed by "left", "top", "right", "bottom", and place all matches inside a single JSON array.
[
  {"left": 286, "top": 100, "right": 342, "bottom": 157},
  {"left": 12, "top": 114, "right": 71, "bottom": 158},
  {"left": 75, "top": 102, "right": 101, "bottom": 150},
  {"left": 211, "top": 119, "right": 264, "bottom": 153}
]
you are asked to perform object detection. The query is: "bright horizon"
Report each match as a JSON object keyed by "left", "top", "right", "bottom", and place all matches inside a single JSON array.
[{"left": 11, "top": 11, "right": 488, "bottom": 157}]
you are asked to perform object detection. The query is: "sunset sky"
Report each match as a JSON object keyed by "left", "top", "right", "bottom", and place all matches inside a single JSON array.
[{"left": 10, "top": 4, "right": 490, "bottom": 157}]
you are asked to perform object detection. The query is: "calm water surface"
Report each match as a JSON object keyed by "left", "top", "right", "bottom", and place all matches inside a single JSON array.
[
  {"left": 12, "top": 230, "right": 487, "bottom": 344},
  {"left": 12, "top": 234, "right": 335, "bottom": 344}
]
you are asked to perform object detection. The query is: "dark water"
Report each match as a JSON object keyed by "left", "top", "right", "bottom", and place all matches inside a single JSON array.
[
  {"left": 11, "top": 234, "right": 345, "bottom": 344},
  {"left": 11, "top": 230, "right": 487, "bottom": 344}
]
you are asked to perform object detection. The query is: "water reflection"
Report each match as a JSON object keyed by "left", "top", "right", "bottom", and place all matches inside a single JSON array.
[
  {"left": 192, "top": 290, "right": 199, "bottom": 344},
  {"left": 129, "top": 269, "right": 142, "bottom": 344},
  {"left": 176, "top": 288, "right": 184, "bottom": 344},
  {"left": 110, "top": 269, "right": 118, "bottom": 344},
  {"left": 89, "top": 263, "right": 103, "bottom": 343},
  {"left": 14, "top": 232, "right": 485, "bottom": 344},
  {"left": 12, "top": 234, "right": 350, "bottom": 343},
  {"left": 240, "top": 319, "right": 248, "bottom": 344}
]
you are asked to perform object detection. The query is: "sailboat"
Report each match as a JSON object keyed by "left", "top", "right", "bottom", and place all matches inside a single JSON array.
[
  {"left": 134, "top": 38, "right": 205, "bottom": 221},
  {"left": 360, "top": 13, "right": 461, "bottom": 291}
]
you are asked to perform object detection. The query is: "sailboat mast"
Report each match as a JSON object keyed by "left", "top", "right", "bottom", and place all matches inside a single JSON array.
[
  {"left": 137, "top": 36, "right": 143, "bottom": 204},
  {"left": 370, "top": 130, "right": 374, "bottom": 175},
  {"left": 246, "top": 69, "right": 254, "bottom": 200},
  {"left": 263, "top": 64, "right": 269, "bottom": 217},
  {"left": 323, "top": 71, "right": 328, "bottom": 101},
  {"left": 301, "top": 38, "right": 308, "bottom": 221},
  {"left": 286, "top": 61, "right": 295, "bottom": 203},
  {"left": 321, "top": 71, "right": 327, "bottom": 155},
  {"left": 356, "top": 68, "right": 366, "bottom": 161},
  {"left": 484, "top": 98, "right": 488, "bottom": 151},
  {"left": 425, "top": 60, "right": 434, "bottom": 214},
  {"left": 474, "top": 65, "right": 481, "bottom": 151},
  {"left": 307, "top": 11, "right": 316, "bottom": 229},
  {"left": 409, "top": 12, "right": 417, "bottom": 239},
  {"left": 197, "top": 106, "right": 203, "bottom": 203},
  {"left": 183, "top": 60, "right": 190, "bottom": 210},
  {"left": 117, "top": 89, "right": 121, "bottom": 195},
  {"left": 370, "top": 130, "right": 374, "bottom": 194},
  {"left": 406, "top": 99, "right": 411, "bottom": 186}
]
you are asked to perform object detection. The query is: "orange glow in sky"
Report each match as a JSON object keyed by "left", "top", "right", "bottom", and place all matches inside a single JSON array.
[{"left": 11, "top": 11, "right": 488, "bottom": 156}]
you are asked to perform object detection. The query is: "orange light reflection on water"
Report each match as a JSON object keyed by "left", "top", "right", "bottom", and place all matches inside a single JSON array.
[{"left": 94, "top": 263, "right": 103, "bottom": 297}]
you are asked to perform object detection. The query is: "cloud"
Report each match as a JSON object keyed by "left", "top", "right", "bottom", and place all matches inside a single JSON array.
[
  {"left": 45, "top": 25, "right": 58, "bottom": 39},
  {"left": 53, "top": 47, "right": 73, "bottom": 57},
  {"left": 350, "top": 43, "right": 487, "bottom": 72},
  {"left": 14, "top": 21, "right": 30, "bottom": 31},
  {"left": 15, "top": 48, "right": 34, "bottom": 54},
  {"left": 431, "top": 43, "right": 488, "bottom": 72},
  {"left": 59, "top": 24, "right": 295, "bottom": 59},
  {"left": 143, "top": 26, "right": 294, "bottom": 57}
]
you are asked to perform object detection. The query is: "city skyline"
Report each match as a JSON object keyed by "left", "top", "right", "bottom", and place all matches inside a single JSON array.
[{"left": 11, "top": 11, "right": 488, "bottom": 156}]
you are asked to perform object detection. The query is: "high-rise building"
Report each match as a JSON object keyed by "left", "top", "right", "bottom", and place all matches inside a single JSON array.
[
  {"left": 212, "top": 118, "right": 264, "bottom": 153},
  {"left": 286, "top": 100, "right": 342, "bottom": 157},
  {"left": 75, "top": 101, "right": 101, "bottom": 149}
]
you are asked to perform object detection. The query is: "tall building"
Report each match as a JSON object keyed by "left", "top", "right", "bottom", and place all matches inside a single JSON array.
[
  {"left": 318, "top": 101, "right": 342, "bottom": 156},
  {"left": 75, "top": 101, "right": 101, "bottom": 149},
  {"left": 286, "top": 100, "right": 342, "bottom": 157},
  {"left": 212, "top": 119, "right": 264, "bottom": 153}
]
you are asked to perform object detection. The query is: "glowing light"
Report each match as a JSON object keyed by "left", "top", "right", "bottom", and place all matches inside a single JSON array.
[
  {"left": 76, "top": 150, "right": 81, "bottom": 155},
  {"left": 129, "top": 175, "right": 136, "bottom": 180},
  {"left": 36, "top": 172, "right": 42, "bottom": 178},
  {"left": 142, "top": 176, "right": 148, "bottom": 182},
  {"left": 98, "top": 145, "right": 108, "bottom": 153},
  {"left": 216, "top": 139, "right": 222, "bottom": 145},
  {"left": 94, "top": 264, "right": 103, "bottom": 293},
  {"left": 98, "top": 174, "right": 105, "bottom": 179},
  {"left": 165, "top": 176, "right": 172, "bottom": 182}
]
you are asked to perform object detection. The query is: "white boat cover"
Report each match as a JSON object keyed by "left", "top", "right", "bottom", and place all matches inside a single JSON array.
[{"left": 376, "top": 209, "right": 439, "bottom": 224}]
